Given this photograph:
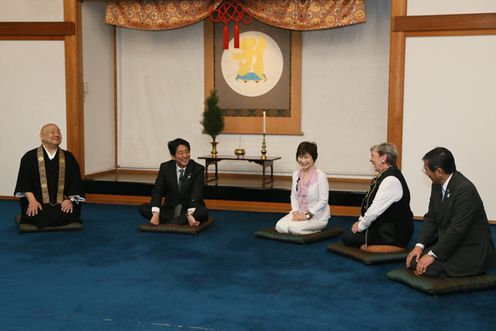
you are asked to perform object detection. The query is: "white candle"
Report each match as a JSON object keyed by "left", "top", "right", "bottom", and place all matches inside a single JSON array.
[
  {"left": 263, "top": 111, "right": 266, "bottom": 134},
  {"left": 238, "top": 135, "right": 241, "bottom": 148}
]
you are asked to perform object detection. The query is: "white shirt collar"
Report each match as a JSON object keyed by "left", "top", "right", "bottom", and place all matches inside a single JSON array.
[
  {"left": 42, "top": 144, "right": 58, "bottom": 160},
  {"left": 442, "top": 173, "right": 453, "bottom": 192},
  {"left": 176, "top": 164, "right": 186, "bottom": 174}
]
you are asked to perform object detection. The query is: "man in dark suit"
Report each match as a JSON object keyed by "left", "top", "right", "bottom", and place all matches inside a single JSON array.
[
  {"left": 406, "top": 147, "right": 496, "bottom": 278},
  {"left": 139, "top": 138, "right": 208, "bottom": 226}
]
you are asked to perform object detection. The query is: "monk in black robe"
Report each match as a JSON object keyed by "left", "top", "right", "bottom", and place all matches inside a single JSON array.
[{"left": 14, "top": 123, "right": 84, "bottom": 228}]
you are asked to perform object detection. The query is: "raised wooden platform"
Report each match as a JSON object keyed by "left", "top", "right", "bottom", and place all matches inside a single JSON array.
[{"left": 82, "top": 171, "right": 369, "bottom": 216}]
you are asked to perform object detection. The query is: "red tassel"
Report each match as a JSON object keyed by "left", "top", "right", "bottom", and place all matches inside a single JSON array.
[
  {"left": 209, "top": 0, "right": 253, "bottom": 50},
  {"left": 223, "top": 24, "right": 229, "bottom": 49},
  {"left": 234, "top": 23, "right": 240, "bottom": 48}
]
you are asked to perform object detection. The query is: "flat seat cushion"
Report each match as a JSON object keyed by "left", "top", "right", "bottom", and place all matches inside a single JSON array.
[
  {"left": 139, "top": 217, "right": 215, "bottom": 234},
  {"left": 360, "top": 244, "right": 405, "bottom": 253},
  {"left": 328, "top": 242, "right": 409, "bottom": 265},
  {"left": 387, "top": 268, "right": 496, "bottom": 295},
  {"left": 255, "top": 226, "right": 343, "bottom": 244},
  {"left": 15, "top": 215, "right": 83, "bottom": 233}
]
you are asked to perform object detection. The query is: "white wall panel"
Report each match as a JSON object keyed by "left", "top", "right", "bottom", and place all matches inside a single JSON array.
[
  {"left": 117, "top": 22, "right": 206, "bottom": 168},
  {"left": 82, "top": 2, "right": 115, "bottom": 174},
  {"left": 0, "top": 41, "right": 66, "bottom": 196},
  {"left": 117, "top": 0, "right": 390, "bottom": 178},
  {"left": 299, "top": 0, "right": 390, "bottom": 176},
  {"left": 408, "top": 0, "right": 496, "bottom": 15},
  {"left": 402, "top": 35, "right": 496, "bottom": 220},
  {"left": 0, "top": 0, "right": 63, "bottom": 21}
]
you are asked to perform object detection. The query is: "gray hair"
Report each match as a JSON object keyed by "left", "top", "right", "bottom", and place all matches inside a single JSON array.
[{"left": 370, "top": 143, "right": 398, "bottom": 166}]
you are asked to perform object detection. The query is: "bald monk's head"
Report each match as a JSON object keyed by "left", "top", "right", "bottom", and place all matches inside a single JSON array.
[{"left": 40, "top": 123, "right": 62, "bottom": 149}]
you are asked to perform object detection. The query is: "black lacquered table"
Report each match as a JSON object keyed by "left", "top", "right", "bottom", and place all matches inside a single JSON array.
[{"left": 198, "top": 155, "right": 281, "bottom": 185}]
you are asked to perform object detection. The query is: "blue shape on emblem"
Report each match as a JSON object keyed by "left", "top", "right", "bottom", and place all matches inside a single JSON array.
[{"left": 236, "top": 73, "right": 267, "bottom": 82}]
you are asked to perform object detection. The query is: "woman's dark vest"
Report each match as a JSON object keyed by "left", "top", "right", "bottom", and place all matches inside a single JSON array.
[{"left": 362, "top": 166, "right": 414, "bottom": 247}]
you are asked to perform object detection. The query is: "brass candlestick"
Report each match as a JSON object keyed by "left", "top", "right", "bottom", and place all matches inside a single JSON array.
[
  {"left": 261, "top": 134, "right": 267, "bottom": 160},
  {"left": 210, "top": 140, "right": 218, "bottom": 158}
]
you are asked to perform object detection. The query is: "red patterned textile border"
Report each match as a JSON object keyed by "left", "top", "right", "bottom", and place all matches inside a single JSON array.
[
  {"left": 242, "top": 0, "right": 366, "bottom": 31},
  {"left": 106, "top": 0, "right": 365, "bottom": 31},
  {"left": 106, "top": 0, "right": 222, "bottom": 30}
]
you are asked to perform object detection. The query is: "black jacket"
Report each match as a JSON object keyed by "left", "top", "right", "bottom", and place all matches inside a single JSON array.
[
  {"left": 418, "top": 171, "right": 496, "bottom": 276},
  {"left": 150, "top": 159, "right": 205, "bottom": 209}
]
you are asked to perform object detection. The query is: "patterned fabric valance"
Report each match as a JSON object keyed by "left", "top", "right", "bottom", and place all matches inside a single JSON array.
[
  {"left": 106, "top": 0, "right": 366, "bottom": 31},
  {"left": 105, "top": 0, "right": 222, "bottom": 31},
  {"left": 241, "top": 0, "right": 366, "bottom": 31}
]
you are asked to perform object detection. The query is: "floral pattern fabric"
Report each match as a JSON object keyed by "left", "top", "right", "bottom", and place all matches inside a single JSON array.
[
  {"left": 242, "top": 0, "right": 366, "bottom": 31},
  {"left": 105, "top": 0, "right": 222, "bottom": 30},
  {"left": 105, "top": 0, "right": 365, "bottom": 31}
]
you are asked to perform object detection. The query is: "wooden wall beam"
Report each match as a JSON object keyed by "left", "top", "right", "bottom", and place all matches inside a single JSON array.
[
  {"left": 393, "top": 13, "right": 496, "bottom": 32},
  {"left": 113, "top": 26, "right": 119, "bottom": 169},
  {"left": 405, "top": 29, "right": 496, "bottom": 37},
  {"left": 64, "top": 0, "right": 85, "bottom": 174},
  {"left": 386, "top": 0, "right": 407, "bottom": 168},
  {"left": 0, "top": 22, "right": 74, "bottom": 36}
]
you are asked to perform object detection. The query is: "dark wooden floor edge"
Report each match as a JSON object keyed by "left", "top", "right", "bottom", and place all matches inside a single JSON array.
[
  {"left": 2, "top": 195, "right": 495, "bottom": 223},
  {"left": 83, "top": 168, "right": 372, "bottom": 185},
  {"left": 81, "top": 180, "right": 365, "bottom": 205},
  {"left": 80, "top": 194, "right": 362, "bottom": 217},
  {"left": 1, "top": 196, "right": 18, "bottom": 201}
]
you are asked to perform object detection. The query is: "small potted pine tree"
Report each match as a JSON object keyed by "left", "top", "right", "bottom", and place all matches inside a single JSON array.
[{"left": 201, "top": 90, "right": 224, "bottom": 157}]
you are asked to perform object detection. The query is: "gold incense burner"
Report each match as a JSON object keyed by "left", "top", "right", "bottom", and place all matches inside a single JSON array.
[{"left": 234, "top": 148, "right": 246, "bottom": 158}]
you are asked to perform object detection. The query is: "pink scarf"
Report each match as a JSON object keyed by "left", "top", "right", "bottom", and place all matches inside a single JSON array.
[{"left": 296, "top": 166, "right": 318, "bottom": 213}]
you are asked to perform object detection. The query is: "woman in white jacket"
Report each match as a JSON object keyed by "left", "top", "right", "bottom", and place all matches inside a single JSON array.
[{"left": 275, "top": 142, "right": 330, "bottom": 234}]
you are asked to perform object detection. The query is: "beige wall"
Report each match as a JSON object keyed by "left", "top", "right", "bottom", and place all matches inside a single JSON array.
[
  {"left": 408, "top": 0, "right": 496, "bottom": 15},
  {"left": 0, "top": 0, "right": 65, "bottom": 197},
  {"left": 82, "top": 1, "right": 115, "bottom": 174},
  {"left": 1, "top": 1, "right": 495, "bottom": 220},
  {"left": 117, "top": 0, "right": 391, "bottom": 178},
  {"left": 0, "top": 0, "right": 63, "bottom": 21},
  {"left": 0, "top": 41, "right": 66, "bottom": 196},
  {"left": 402, "top": 35, "right": 496, "bottom": 220},
  {"left": 400, "top": 1, "right": 496, "bottom": 219}
]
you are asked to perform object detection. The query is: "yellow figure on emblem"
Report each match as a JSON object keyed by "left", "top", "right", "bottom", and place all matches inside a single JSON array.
[{"left": 232, "top": 36, "right": 267, "bottom": 83}]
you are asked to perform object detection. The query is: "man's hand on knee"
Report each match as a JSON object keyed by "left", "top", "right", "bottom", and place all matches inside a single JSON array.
[
  {"left": 61, "top": 199, "right": 73, "bottom": 213},
  {"left": 406, "top": 246, "right": 423, "bottom": 269},
  {"left": 150, "top": 212, "right": 160, "bottom": 226},
  {"left": 27, "top": 200, "right": 42, "bottom": 216},
  {"left": 187, "top": 214, "right": 200, "bottom": 227},
  {"left": 415, "top": 255, "right": 435, "bottom": 276}
]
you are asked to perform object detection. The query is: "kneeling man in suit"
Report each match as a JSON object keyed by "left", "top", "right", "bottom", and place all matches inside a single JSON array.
[
  {"left": 406, "top": 147, "right": 496, "bottom": 278},
  {"left": 139, "top": 138, "right": 208, "bottom": 226}
]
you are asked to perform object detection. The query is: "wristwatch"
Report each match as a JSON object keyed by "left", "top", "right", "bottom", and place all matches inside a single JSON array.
[{"left": 305, "top": 211, "right": 313, "bottom": 220}]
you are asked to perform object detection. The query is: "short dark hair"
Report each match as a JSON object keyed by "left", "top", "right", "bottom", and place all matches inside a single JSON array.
[
  {"left": 296, "top": 141, "right": 318, "bottom": 161},
  {"left": 168, "top": 138, "right": 190, "bottom": 156},
  {"left": 422, "top": 147, "right": 456, "bottom": 174}
]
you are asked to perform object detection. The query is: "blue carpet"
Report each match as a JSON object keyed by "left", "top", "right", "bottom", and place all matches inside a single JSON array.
[{"left": 0, "top": 200, "right": 495, "bottom": 331}]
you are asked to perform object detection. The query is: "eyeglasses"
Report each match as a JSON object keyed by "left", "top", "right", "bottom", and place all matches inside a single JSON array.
[
  {"left": 421, "top": 167, "right": 434, "bottom": 175},
  {"left": 422, "top": 167, "right": 437, "bottom": 175}
]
